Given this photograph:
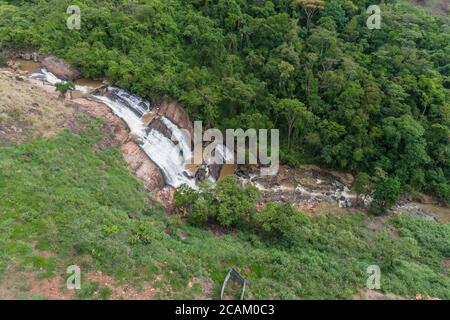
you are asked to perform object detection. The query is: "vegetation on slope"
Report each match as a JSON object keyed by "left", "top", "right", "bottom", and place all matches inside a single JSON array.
[
  {"left": 0, "top": 0, "right": 448, "bottom": 205},
  {"left": 0, "top": 121, "right": 449, "bottom": 299}
]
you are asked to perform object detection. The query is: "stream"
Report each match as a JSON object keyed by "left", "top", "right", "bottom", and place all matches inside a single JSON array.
[
  {"left": 26, "top": 66, "right": 360, "bottom": 208},
  {"left": 28, "top": 67, "right": 215, "bottom": 189}
]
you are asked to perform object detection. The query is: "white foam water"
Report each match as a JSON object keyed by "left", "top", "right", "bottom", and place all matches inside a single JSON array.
[
  {"left": 92, "top": 89, "right": 196, "bottom": 189},
  {"left": 29, "top": 70, "right": 202, "bottom": 189},
  {"left": 108, "top": 86, "right": 151, "bottom": 117},
  {"left": 142, "top": 129, "right": 196, "bottom": 188},
  {"left": 30, "top": 68, "right": 91, "bottom": 93},
  {"left": 30, "top": 68, "right": 61, "bottom": 85},
  {"left": 92, "top": 94, "right": 146, "bottom": 137}
]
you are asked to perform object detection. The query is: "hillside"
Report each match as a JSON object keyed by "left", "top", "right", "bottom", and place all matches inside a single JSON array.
[
  {"left": 0, "top": 66, "right": 449, "bottom": 300},
  {"left": 0, "top": 0, "right": 449, "bottom": 301},
  {"left": 0, "top": 0, "right": 448, "bottom": 208}
]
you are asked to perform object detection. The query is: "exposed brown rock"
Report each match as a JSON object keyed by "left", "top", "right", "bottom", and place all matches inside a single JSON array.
[
  {"left": 41, "top": 56, "right": 81, "bottom": 81},
  {"left": 148, "top": 116, "right": 173, "bottom": 141},
  {"left": 120, "top": 141, "right": 165, "bottom": 190},
  {"left": 158, "top": 101, "right": 194, "bottom": 138},
  {"left": 71, "top": 98, "right": 173, "bottom": 207},
  {"left": 154, "top": 186, "right": 176, "bottom": 211}
]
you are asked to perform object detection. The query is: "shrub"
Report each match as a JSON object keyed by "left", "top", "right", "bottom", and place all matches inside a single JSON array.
[
  {"left": 55, "top": 81, "right": 75, "bottom": 98},
  {"left": 214, "top": 176, "right": 260, "bottom": 227},
  {"left": 393, "top": 215, "right": 450, "bottom": 257},
  {"left": 173, "top": 184, "right": 199, "bottom": 215},
  {"left": 189, "top": 197, "right": 210, "bottom": 226},
  {"left": 351, "top": 172, "right": 373, "bottom": 206},
  {"left": 370, "top": 230, "right": 403, "bottom": 270},
  {"left": 174, "top": 176, "right": 260, "bottom": 228},
  {"left": 254, "top": 203, "right": 297, "bottom": 241},
  {"left": 369, "top": 177, "right": 401, "bottom": 215},
  {"left": 129, "top": 220, "right": 164, "bottom": 245},
  {"left": 432, "top": 182, "right": 450, "bottom": 205}
]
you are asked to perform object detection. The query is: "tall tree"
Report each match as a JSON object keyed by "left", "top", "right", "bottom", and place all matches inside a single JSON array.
[
  {"left": 294, "top": 0, "right": 325, "bottom": 30},
  {"left": 277, "top": 99, "right": 312, "bottom": 150}
]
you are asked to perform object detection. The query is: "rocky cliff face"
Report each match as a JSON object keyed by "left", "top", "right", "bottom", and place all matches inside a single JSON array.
[
  {"left": 120, "top": 142, "right": 166, "bottom": 190},
  {"left": 158, "top": 101, "right": 194, "bottom": 138}
]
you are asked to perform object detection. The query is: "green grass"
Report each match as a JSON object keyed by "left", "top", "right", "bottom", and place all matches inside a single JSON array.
[{"left": 0, "top": 121, "right": 449, "bottom": 299}]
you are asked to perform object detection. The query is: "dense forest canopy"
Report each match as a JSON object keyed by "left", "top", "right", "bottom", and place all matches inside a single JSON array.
[{"left": 0, "top": 0, "right": 448, "bottom": 204}]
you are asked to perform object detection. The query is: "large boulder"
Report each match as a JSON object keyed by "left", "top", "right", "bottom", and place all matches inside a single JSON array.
[
  {"left": 120, "top": 142, "right": 166, "bottom": 190},
  {"left": 147, "top": 116, "right": 173, "bottom": 141},
  {"left": 158, "top": 101, "right": 194, "bottom": 138},
  {"left": 41, "top": 56, "right": 81, "bottom": 81}
]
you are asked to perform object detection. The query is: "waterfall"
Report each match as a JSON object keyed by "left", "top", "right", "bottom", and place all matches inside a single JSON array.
[
  {"left": 141, "top": 128, "right": 195, "bottom": 188},
  {"left": 30, "top": 68, "right": 97, "bottom": 93},
  {"left": 28, "top": 69, "right": 222, "bottom": 190},
  {"left": 30, "top": 68, "right": 61, "bottom": 85},
  {"left": 91, "top": 94, "right": 146, "bottom": 137},
  {"left": 107, "top": 86, "right": 151, "bottom": 117},
  {"left": 92, "top": 88, "right": 197, "bottom": 189}
]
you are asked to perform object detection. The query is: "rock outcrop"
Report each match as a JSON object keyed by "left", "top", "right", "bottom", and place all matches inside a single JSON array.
[
  {"left": 147, "top": 116, "right": 173, "bottom": 141},
  {"left": 158, "top": 101, "right": 194, "bottom": 138},
  {"left": 14, "top": 51, "right": 40, "bottom": 62},
  {"left": 41, "top": 56, "right": 81, "bottom": 81},
  {"left": 120, "top": 142, "right": 165, "bottom": 190}
]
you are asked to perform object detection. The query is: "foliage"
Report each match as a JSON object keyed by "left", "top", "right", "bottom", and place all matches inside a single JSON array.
[
  {"left": 55, "top": 81, "right": 75, "bottom": 98},
  {"left": 351, "top": 172, "right": 373, "bottom": 206},
  {"left": 393, "top": 214, "right": 450, "bottom": 257},
  {"left": 254, "top": 202, "right": 299, "bottom": 242},
  {"left": 0, "top": 0, "right": 448, "bottom": 204},
  {"left": 369, "top": 176, "right": 401, "bottom": 215},
  {"left": 214, "top": 176, "right": 260, "bottom": 226},
  {"left": 0, "top": 124, "right": 449, "bottom": 299},
  {"left": 175, "top": 176, "right": 260, "bottom": 227},
  {"left": 173, "top": 184, "right": 199, "bottom": 215}
]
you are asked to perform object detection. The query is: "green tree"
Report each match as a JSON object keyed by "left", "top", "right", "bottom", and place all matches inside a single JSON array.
[
  {"left": 277, "top": 98, "right": 312, "bottom": 151},
  {"left": 214, "top": 176, "right": 260, "bottom": 227},
  {"left": 369, "top": 177, "right": 401, "bottom": 216},
  {"left": 294, "top": 0, "right": 325, "bottom": 30},
  {"left": 255, "top": 202, "right": 298, "bottom": 242}
]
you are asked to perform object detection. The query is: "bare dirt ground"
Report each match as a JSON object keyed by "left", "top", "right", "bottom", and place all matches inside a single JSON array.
[
  {"left": 0, "top": 265, "right": 169, "bottom": 300},
  {"left": 0, "top": 69, "right": 78, "bottom": 146},
  {"left": 0, "top": 261, "right": 76, "bottom": 300}
]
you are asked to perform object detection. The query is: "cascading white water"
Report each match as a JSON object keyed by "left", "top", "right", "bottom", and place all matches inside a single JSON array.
[
  {"left": 25, "top": 67, "right": 358, "bottom": 207},
  {"left": 30, "top": 68, "right": 96, "bottom": 93},
  {"left": 142, "top": 129, "right": 195, "bottom": 188},
  {"left": 30, "top": 68, "right": 61, "bottom": 85},
  {"left": 92, "top": 89, "right": 197, "bottom": 189},
  {"left": 28, "top": 69, "right": 213, "bottom": 189},
  {"left": 108, "top": 86, "right": 151, "bottom": 117},
  {"left": 160, "top": 116, "right": 192, "bottom": 163},
  {"left": 92, "top": 94, "right": 146, "bottom": 137}
]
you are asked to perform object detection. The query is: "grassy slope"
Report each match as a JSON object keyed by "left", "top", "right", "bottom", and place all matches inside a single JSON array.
[{"left": 0, "top": 120, "right": 449, "bottom": 299}]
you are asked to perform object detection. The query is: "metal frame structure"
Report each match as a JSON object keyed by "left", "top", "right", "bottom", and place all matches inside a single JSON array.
[{"left": 220, "top": 268, "right": 247, "bottom": 300}]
